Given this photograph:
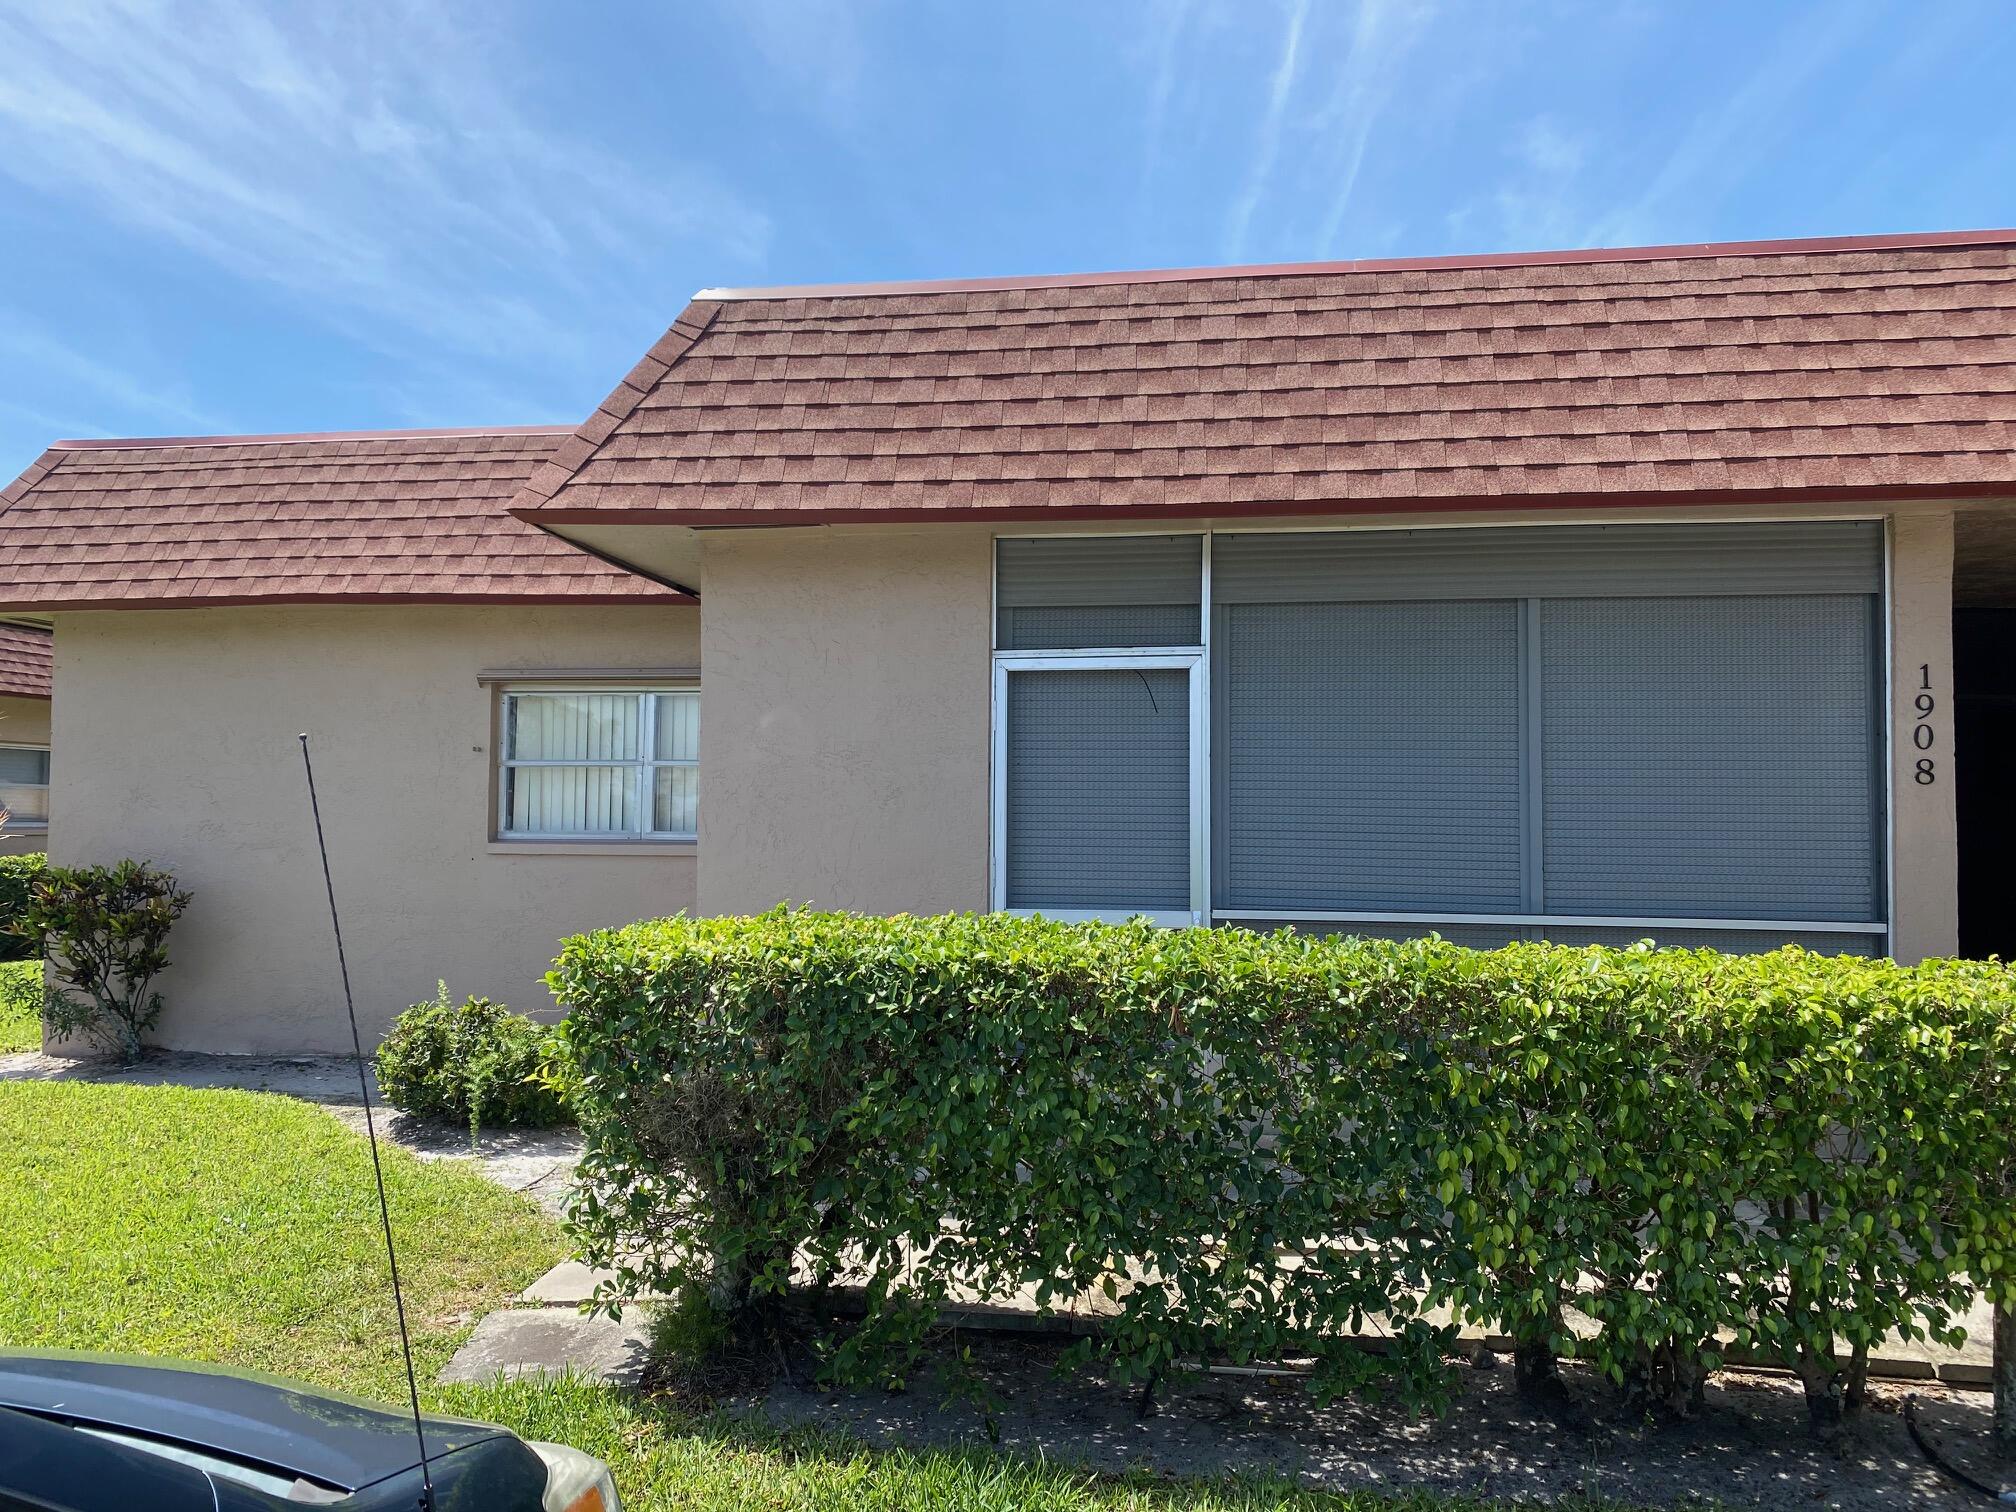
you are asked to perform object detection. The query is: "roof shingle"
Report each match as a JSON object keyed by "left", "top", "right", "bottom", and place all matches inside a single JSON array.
[
  {"left": 0, "top": 624, "right": 50, "bottom": 699},
  {"left": 514, "top": 231, "right": 2016, "bottom": 525},
  {"left": 0, "top": 428, "right": 681, "bottom": 611}
]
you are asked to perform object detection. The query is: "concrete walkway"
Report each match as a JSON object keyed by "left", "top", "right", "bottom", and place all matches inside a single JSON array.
[
  {"left": 0, "top": 1048, "right": 583, "bottom": 1217},
  {"left": 495, "top": 1256, "right": 2000, "bottom": 1389}
]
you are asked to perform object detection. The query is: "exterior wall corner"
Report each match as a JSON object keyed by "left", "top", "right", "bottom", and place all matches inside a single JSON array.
[{"left": 1887, "top": 508, "right": 1959, "bottom": 962}]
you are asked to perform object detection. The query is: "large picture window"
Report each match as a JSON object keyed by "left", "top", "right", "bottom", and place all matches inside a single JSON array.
[
  {"left": 991, "top": 523, "right": 1889, "bottom": 955},
  {"left": 497, "top": 687, "right": 697, "bottom": 840}
]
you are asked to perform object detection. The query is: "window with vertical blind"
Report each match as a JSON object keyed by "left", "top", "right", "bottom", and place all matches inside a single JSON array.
[
  {"left": 497, "top": 688, "right": 698, "bottom": 840},
  {"left": 993, "top": 523, "right": 1889, "bottom": 954},
  {"left": 0, "top": 744, "right": 49, "bottom": 826}
]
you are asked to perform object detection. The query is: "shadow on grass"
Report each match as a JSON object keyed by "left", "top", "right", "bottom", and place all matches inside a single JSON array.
[
  {"left": 442, "top": 1370, "right": 1640, "bottom": 1511},
  {"left": 439, "top": 1323, "right": 1993, "bottom": 1512}
]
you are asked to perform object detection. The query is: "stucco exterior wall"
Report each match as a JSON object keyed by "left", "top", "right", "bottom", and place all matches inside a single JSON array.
[
  {"left": 47, "top": 604, "right": 699, "bottom": 1053},
  {"left": 694, "top": 504, "right": 1960, "bottom": 964},
  {"left": 699, "top": 526, "right": 992, "bottom": 916},
  {"left": 1889, "top": 508, "right": 1960, "bottom": 962},
  {"left": 0, "top": 693, "right": 51, "bottom": 856}
]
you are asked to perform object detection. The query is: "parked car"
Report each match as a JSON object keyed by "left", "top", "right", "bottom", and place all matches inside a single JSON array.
[{"left": 0, "top": 1350, "right": 618, "bottom": 1510}]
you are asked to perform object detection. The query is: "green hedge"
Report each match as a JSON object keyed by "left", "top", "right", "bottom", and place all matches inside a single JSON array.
[
  {"left": 553, "top": 910, "right": 2016, "bottom": 1424},
  {"left": 0, "top": 853, "right": 45, "bottom": 962}
]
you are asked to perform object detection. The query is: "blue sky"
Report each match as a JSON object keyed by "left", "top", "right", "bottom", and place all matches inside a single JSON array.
[{"left": 1, "top": 0, "right": 2013, "bottom": 474}]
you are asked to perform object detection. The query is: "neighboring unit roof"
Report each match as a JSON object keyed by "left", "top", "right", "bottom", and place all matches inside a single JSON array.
[
  {"left": 0, "top": 427, "right": 683, "bottom": 612},
  {"left": 513, "top": 228, "right": 2016, "bottom": 526},
  {"left": 0, "top": 624, "right": 51, "bottom": 699}
]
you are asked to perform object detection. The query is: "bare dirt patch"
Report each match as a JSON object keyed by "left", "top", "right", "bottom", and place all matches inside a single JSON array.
[{"left": 749, "top": 1332, "right": 1997, "bottom": 1510}]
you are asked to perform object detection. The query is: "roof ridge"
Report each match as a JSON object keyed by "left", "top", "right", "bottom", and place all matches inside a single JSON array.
[
  {"left": 49, "top": 424, "right": 573, "bottom": 451},
  {"left": 693, "top": 228, "right": 2016, "bottom": 303}
]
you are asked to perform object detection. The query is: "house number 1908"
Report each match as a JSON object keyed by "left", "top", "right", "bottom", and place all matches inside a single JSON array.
[{"left": 1913, "top": 664, "right": 1936, "bottom": 784}]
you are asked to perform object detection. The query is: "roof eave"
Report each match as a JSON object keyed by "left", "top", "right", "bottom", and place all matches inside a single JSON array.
[
  {"left": 0, "top": 589, "right": 694, "bottom": 613},
  {"left": 513, "top": 478, "right": 2016, "bottom": 530}
]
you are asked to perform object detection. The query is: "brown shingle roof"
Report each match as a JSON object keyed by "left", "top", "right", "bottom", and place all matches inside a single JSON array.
[
  {"left": 0, "top": 427, "right": 681, "bottom": 611},
  {"left": 513, "top": 230, "right": 2016, "bottom": 526},
  {"left": 0, "top": 624, "right": 51, "bottom": 699}
]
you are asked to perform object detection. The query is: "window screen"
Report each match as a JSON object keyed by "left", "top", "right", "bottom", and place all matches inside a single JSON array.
[
  {"left": 1215, "top": 599, "right": 1523, "bottom": 913},
  {"left": 1004, "top": 667, "right": 1190, "bottom": 910},
  {"left": 1539, "top": 595, "right": 1882, "bottom": 922},
  {"left": 996, "top": 536, "right": 1201, "bottom": 649}
]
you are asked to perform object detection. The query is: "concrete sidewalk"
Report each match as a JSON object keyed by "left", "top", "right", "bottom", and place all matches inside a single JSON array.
[{"left": 496, "top": 1256, "right": 1999, "bottom": 1390}]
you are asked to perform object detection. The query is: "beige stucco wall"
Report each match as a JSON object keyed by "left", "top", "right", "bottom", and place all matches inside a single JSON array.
[
  {"left": 47, "top": 604, "right": 700, "bottom": 1053},
  {"left": 696, "top": 503, "right": 1962, "bottom": 963},
  {"left": 699, "top": 526, "right": 992, "bottom": 916},
  {"left": 1889, "top": 508, "right": 1959, "bottom": 962},
  {"left": 0, "top": 693, "right": 51, "bottom": 857}
]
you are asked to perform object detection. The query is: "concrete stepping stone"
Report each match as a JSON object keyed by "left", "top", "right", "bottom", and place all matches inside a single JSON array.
[
  {"left": 439, "top": 1307, "right": 651, "bottom": 1388},
  {"left": 518, "top": 1259, "right": 660, "bottom": 1306}
]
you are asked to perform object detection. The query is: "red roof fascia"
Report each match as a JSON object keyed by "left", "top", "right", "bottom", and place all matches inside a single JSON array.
[{"left": 520, "top": 479, "right": 2016, "bottom": 530}]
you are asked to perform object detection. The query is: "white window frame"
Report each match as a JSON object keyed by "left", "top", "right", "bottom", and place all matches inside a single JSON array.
[
  {"left": 989, "top": 650, "right": 1209, "bottom": 928},
  {"left": 495, "top": 685, "right": 698, "bottom": 842},
  {"left": 0, "top": 741, "right": 49, "bottom": 830}
]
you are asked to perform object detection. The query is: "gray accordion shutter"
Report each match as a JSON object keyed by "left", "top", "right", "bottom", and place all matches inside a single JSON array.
[
  {"left": 1211, "top": 521, "right": 1881, "bottom": 602},
  {"left": 1209, "top": 521, "right": 1884, "bottom": 949},
  {"left": 1214, "top": 599, "right": 1523, "bottom": 912},
  {"left": 996, "top": 535, "right": 1202, "bottom": 649},
  {"left": 1004, "top": 667, "right": 1190, "bottom": 910},
  {"left": 1533, "top": 924, "right": 1878, "bottom": 956},
  {"left": 1539, "top": 594, "right": 1884, "bottom": 923}
]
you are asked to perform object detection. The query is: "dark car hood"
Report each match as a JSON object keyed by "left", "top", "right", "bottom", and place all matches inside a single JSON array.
[{"left": 0, "top": 1350, "right": 510, "bottom": 1492}]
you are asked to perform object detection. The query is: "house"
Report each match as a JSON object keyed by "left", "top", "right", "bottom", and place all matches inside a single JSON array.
[
  {"left": 0, "top": 623, "right": 52, "bottom": 856},
  {"left": 2, "top": 228, "right": 2014, "bottom": 1054}
]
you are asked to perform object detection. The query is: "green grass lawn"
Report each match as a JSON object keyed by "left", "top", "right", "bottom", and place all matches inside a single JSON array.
[
  {"left": 0, "top": 960, "right": 38, "bottom": 1053},
  {"left": 0, "top": 1080, "right": 1626, "bottom": 1511},
  {"left": 0, "top": 1081, "right": 563, "bottom": 1398}
]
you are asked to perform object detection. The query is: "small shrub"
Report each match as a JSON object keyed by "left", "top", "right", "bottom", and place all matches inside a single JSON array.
[
  {"left": 21, "top": 859, "right": 191, "bottom": 1062},
  {"left": 555, "top": 908, "right": 2016, "bottom": 1433},
  {"left": 0, "top": 852, "right": 45, "bottom": 962},
  {"left": 376, "top": 984, "right": 571, "bottom": 1135}
]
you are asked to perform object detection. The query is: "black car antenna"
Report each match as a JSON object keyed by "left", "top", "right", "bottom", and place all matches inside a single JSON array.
[{"left": 299, "top": 733, "right": 435, "bottom": 1511}]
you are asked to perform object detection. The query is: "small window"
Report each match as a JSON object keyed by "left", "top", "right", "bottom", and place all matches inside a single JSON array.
[
  {"left": 0, "top": 744, "right": 49, "bottom": 826},
  {"left": 497, "top": 688, "right": 697, "bottom": 840}
]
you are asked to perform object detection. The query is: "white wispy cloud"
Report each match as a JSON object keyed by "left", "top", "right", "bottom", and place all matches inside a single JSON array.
[
  {"left": 1309, "top": 0, "right": 1435, "bottom": 255},
  {"left": 1208, "top": 0, "right": 1442, "bottom": 263},
  {"left": 1583, "top": 1, "right": 1878, "bottom": 247},
  {"left": 1444, "top": 114, "right": 1596, "bottom": 252},
  {"left": 1135, "top": 0, "right": 1199, "bottom": 218},
  {"left": 709, "top": 0, "right": 877, "bottom": 131},
  {"left": 1224, "top": 0, "right": 1312, "bottom": 262},
  {"left": 0, "top": 314, "right": 222, "bottom": 435},
  {"left": 0, "top": 0, "right": 770, "bottom": 392}
]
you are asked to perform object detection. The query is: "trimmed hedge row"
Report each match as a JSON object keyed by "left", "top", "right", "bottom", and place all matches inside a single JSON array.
[
  {"left": 553, "top": 910, "right": 2016, "bottom": 1425},
  {"left": 0, "top": 853, "right": 44, "bottom": 962}
]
